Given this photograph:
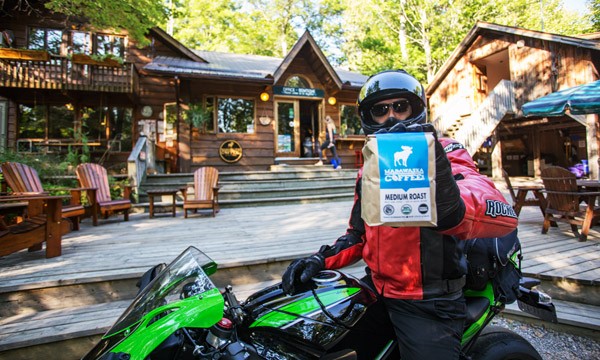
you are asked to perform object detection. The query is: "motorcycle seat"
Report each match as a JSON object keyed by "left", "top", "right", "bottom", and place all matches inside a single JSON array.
[{"left": 465, "top": 296, "right": 490, "bottom": 327}]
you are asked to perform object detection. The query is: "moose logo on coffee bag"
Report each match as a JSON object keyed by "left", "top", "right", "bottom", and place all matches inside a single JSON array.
[{"left": 361, "top": 132, "right": 437, "bottom": 227}]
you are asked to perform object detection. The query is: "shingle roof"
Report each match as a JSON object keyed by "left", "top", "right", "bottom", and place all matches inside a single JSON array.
[{"left": 144, "top": 50, "right": 367, "bottom": 87}]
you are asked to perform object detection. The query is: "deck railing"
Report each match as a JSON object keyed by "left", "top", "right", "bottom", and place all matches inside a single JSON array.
[{"left": 0, "top": 55, "right": 133, "bottom": 93}]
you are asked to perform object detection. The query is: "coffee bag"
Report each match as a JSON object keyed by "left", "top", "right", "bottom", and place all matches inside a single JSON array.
[{"left": 361, "top": 132, "right": 437, "bottom": 227}]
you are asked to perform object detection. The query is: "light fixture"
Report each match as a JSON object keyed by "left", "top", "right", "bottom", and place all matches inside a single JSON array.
[
  {"left": 260, "top": 91, "right": 270, "bottom": 102},
  {"left": 327, "top": 96, "right": 337, "bottom": 106},
  {"left": 65, "top": 103, "right": 74, "bottom": 111}
]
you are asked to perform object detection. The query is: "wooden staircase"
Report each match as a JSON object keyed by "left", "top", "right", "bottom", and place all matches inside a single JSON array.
[
  {"left": 134, "top": 165, "right": 357, "bottom": 213},
  {"left": 433, "top": 79, "right": 517, "bottom": 155}
]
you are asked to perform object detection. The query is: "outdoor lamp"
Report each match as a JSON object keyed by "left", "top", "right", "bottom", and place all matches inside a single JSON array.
[
  {"left": 328, "top": 96, "right": 337, "bottom": 105},
  {"left": 260, "top": 92, "right": 270, "bottom": 102}
]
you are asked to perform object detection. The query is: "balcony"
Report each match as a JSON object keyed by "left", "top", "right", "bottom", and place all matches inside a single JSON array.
[{"left": 0, "top": 54, "right": 134, "bottom": 93}]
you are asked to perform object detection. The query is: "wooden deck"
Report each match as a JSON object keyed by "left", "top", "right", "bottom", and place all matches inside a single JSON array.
[
  {"left": 1, "top": 181, "right": 597, "bottom": 292},
  {"left": 0, "top": 180, "right": 599, "bottom": 357}
]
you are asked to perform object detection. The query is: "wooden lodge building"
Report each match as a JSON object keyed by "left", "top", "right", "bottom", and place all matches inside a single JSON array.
[
  {"left": 0, "top": 3, "right": 366, "bottom": 175},
  {"left": 427, "top": 22, "right": 600, "bottom": 179},
  {"left": 1, "top": 6, "right": 599, "bottom": 180}
]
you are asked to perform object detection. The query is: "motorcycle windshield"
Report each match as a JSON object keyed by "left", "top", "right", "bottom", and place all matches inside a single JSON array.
[{"left": 106, "top": 246, "right": 218, "bottom": 337}]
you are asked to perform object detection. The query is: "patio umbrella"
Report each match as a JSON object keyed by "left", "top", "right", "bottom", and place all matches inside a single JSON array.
[{"left": 522, "top": 80, "right": 600, "bottom": 117}]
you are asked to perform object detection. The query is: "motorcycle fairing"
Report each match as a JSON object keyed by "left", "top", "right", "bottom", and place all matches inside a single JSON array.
[
  {"left": 244, "top": 271, "right": 378, "bottom": 351},
  {"left": 249, "top": 287, "right": 360, "bottom": 328},
  {"left": 82, "top": 247, "right": 224, "bottom": 360}
]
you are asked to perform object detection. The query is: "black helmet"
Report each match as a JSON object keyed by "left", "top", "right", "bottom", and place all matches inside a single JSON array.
[{"left": 357, "top": 70, "right": 427, "bottom": 134}]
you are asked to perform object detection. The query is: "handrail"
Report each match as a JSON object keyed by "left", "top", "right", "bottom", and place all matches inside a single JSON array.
[
  {"left": 127, "top": 136, "right": 149, "bottom": 200},
  {"left": 0, "top": 55, "right": 133, "bottom": 92}
]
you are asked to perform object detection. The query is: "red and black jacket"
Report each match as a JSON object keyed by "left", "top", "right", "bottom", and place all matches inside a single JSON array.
[{"left": 321, "top": 138, "right": 518, "bottom": 300}]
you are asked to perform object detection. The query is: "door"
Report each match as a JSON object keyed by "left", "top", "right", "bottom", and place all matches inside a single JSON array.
[{"left": 275, "top": 100, "right": 300, "bottom": 157}]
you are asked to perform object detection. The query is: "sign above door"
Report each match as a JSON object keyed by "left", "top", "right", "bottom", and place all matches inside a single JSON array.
[{"left": 273, "top": 85, "right": 324, "bottom": 98}]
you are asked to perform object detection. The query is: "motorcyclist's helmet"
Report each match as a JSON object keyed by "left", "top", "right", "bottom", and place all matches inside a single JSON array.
[{"left": 357, "top": 70, "right": 427, "bottom": 135}]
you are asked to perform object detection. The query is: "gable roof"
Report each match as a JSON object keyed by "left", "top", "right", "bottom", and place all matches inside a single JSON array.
[
  {"left": 149, "top": 27, "right": 208, "bottom": 63},
  {"left": 426, "top": 21, "right": 600, "bottom": 95},
  {"left": 272, "top": 31, "right": 343, "bottom": 90},
  {"left": 143, "top": 30, "right": 366, "bottom": 88}
]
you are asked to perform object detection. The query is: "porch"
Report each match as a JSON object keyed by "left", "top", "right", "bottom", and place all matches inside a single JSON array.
[{"left": 0, "top": 181, "right": 598, "bottom": 358}]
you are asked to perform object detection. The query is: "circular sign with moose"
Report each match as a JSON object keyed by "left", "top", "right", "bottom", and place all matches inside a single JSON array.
[{"left": 219, "top": 140, "right": 243, "bottom": 163}]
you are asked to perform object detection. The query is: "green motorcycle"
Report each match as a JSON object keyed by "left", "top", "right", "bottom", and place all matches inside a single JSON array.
[{"left": 83, "top": 246, "right": 557, "bottom": 360}]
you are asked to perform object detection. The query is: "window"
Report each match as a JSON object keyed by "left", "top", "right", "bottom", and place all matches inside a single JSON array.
[
  {"left": 340, "top": 104, "right": 361, "bottom": 136},
  {"left": 95, "top": 34, "right": 125, "bottom": 58},
  {"left": 28, "top": 27, "right": 62, "bottom": 55},
  {"left": 217, "top": 97, "right": 255, "bottom": 133},
  {"left": 285, "top": 75, "right": 310, "bottom": 88},
  {"left": 18, "top": 104, "right": 46, "bottom": 139},
  {"left": 72, "top": 31, "right": 92, "bottom": 54}
]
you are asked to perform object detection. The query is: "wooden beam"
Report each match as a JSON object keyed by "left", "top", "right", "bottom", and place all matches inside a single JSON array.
[{"left": 468, "top": 38, "right": 512, "bottom": 62}]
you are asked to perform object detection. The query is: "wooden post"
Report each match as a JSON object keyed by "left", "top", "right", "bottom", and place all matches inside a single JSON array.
[{"left": 45, "top": 197, "right": 62, "bottom": 258}]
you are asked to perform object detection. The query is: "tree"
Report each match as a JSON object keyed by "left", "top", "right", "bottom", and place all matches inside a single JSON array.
[
  {"left": 0, "top": 0, "right": 168, "bottom": 45},
  {"left": 591, "top": 0, "right": 600, "bottom": 31}
]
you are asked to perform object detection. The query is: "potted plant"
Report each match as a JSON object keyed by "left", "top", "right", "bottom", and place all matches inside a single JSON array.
[
  {"left": 71, "top": 53, "right": 123, "bottom": 67},
  {"left": 185, "top": 102, "right": 213, "bottom": 135},
  {"left": 0, "top": 48, "right": 50, "bottom": 61}
]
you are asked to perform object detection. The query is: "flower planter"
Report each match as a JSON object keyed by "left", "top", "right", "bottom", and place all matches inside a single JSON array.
[
  {"left": 0, "top": 48, "right": 50, "bottom": 61},
  {"left": 72, "top": 53, "right": 121, "bottom": 67}
]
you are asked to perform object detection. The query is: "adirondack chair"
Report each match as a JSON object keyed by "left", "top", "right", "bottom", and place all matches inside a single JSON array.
[
  {"left": 1, "top": 162, "right": 85, "bottom": 231},
  {"left": 181, "top": 167, "right": 220, "bottom": 218},
  {"left": 541, "top": 166, "right": 600, "bottom": 242},
  {"left": 0, "top": 194, "right": 65, "bottom": 258},
  {"left": 502, "top": 169, "right": 547, "bottom": 217},
  {"left": 76, "top": 163, "right": 132, "bottom": 226}
]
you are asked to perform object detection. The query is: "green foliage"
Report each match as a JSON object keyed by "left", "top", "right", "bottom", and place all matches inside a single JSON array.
[
  {"left": 184, "top": 103, "right": 213, "bottom": 132},
  {"left": 0, "top": 150, "right": 73, "bottom": 187},
  {"left": 592, "top": 0, "right": 600, "bottom": 31},
  {"left": 43, "top": 0, "right": 169, "bottom": 45}
]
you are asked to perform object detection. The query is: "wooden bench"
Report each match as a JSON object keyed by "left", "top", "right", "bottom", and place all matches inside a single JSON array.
[
  {"left": 76, "top": 163, "right": 132, "bottom": 226},
  {"left": 1, "top": 162, "right": 86, "bottom": 231},
  {"left": 0, "top": 194, "right": 66, "bottom": 258}
]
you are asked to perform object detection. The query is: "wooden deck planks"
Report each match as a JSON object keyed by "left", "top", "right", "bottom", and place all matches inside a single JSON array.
[{"left": 1, "top": 189, "right": 599, "bottom": 292}]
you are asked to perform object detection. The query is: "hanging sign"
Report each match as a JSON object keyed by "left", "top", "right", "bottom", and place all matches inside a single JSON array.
[
  {"left": 273, "top": 85, "right": 324, "bottom": 98},
  {"left": 219, "top": 140, "right": 243, "bottom": 163}
]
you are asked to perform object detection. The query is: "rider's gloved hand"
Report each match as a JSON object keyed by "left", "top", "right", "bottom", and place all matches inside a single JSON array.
[
  {"left": 378, "top": 122, "right": 465, "bottom": 229},
  {"left": 281, "top": 253, "right": 324, "bottom": 295}
]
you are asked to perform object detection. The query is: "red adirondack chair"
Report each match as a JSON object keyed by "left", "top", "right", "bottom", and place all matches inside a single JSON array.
[
  {"left": 76, "top": 163, "right": 132, "bottom": 226},
  {"left": 1, "top": 161, "right": 85, "bottom": 231}
]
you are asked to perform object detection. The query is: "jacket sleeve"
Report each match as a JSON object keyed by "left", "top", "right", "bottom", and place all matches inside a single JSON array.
[
  {"left": 321, "top": 170, "right": 365, "bottom": 269},
  {"left": 439, "top": 138, "right": 518, "bottom": 240}
]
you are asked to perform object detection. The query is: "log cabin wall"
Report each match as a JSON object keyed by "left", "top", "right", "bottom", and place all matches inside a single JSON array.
[{"left": 427, "top": 23, "right": 599, "bottom": 178}]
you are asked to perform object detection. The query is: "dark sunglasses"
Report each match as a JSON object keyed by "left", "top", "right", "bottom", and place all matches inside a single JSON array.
[{"left": 370, "top": 99, "right": 411, "bottom": 117}]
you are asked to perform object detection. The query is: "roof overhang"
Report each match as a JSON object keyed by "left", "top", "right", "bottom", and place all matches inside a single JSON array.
[
  {"left": 272, "top": 31, "right": 343, "bottom": 91},
  {"left": 426, "top": 21, "right": 600, "bottom": 95},
  {"left": 149, "top": 27, "right": 208, "bottom": 63}
]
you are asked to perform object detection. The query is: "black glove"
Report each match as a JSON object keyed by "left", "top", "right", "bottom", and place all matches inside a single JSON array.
[
  {"left": 281, "top": 253, "right": 324, "bottom": 295},
  {"left": 378, "top": 123, "right": 465, "bottom": 229}
]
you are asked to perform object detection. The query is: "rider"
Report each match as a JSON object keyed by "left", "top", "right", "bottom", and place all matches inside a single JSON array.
[{"left": 282, "top": 70, "right": 518, "bottom": 359}]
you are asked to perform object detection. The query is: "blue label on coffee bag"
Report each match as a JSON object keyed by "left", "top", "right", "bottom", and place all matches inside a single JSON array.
[
  {"left": 375, "top": 132, "right": 433, "bottom": 223},
  {"left": 377, "top": 133, "right": 430, "bottom": 191}
]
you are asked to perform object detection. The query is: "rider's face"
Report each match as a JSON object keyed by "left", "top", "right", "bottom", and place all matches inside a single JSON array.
[{"left": 370, "top": 98, "right": 412, "bottom": 124}]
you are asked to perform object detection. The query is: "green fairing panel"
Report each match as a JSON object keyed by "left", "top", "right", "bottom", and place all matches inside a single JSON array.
[
  {"left": 111, "top": 288, "right": 224, "bottom": 359},
  {"left": 250, "top": 287, "right": 360, "bottom": 328}
]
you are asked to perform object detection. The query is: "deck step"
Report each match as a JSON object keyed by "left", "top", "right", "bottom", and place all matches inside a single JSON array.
[
  {"left": 137, "top": 166, "right": 358, "bottom": 207},
  {"left": 2, "top": 277, "right": 598, "bottom": 356}
]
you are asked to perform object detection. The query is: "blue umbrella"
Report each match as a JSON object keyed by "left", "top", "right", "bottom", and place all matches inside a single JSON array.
[{"left": 522, "top": 80, "right": 600, "bottom": 117}]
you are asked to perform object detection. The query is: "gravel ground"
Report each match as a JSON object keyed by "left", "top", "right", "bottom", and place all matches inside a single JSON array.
[{"left": 491, "top": 316, "right": 600, "bottom": 360}]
